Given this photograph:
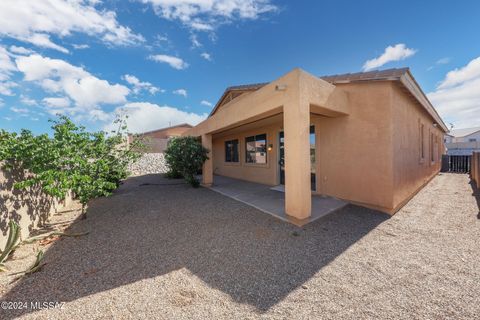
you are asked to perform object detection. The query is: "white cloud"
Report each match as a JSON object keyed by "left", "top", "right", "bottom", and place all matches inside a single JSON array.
[
  {"left": 173, "top": 88, "right": 187, "bottom": 97},
  {"left": 16, "top": 54, "right": 130, "bottom": 109},
  {"left": 428, "top": 57, "right": 452, "bottom": 71},
  {"left": 200, "top": 52, "right": 212, "bottom": 61},
  {"left": 436, "top": 57, "right": 450, "bottom": 65},
  {"left": 428, "top": 56, "right": 480, "bottom": 129},
  {"left": 104, "top": 102, "right": 207, "bottom": 133},
  {"left": 363, "top": 44, "right": 416, "bottom": 71},
  {"left": 3, "top": 116, "right": 12, "bottom": 121},
  {"left": 11, "top": 106, "right": 29, "bottom": 113},
  {"left": 43, "top": 97, "right": 71, "bottom": 108},
  {"left": 122, "top": 74, "right": 162, "bottom": 94},
  {"left": 15, "top": 54, "right": 130, "bottom": 119},
  {"left": 437, "top": 57, "right": 480, "bottom": 89},
  {"left": 0, "top": 46, "right": 16, "bottom": 75},
  {"left": 20, "top": 94, "right": 37, "bottom": 106},
  {"left": 25, "top": 33, "right": 69, "bottom": 53},
  {"left": 0, "top": 45, "right": 18, "bottom": 95},
  {"left": 140, "top": 0, "right": 278, "bottom": 31},
  {"left": 0, "top": 0, "right": 144, "bottom": 53},
  {"left": 0, "top": 82, "right": 17, "bottom": 96},
  {"left": 148, "top": 54, "right": 189, "bottom": 69},
  {"left": 190, "top": 34, "right": 202, "bottom": 48},
  {"left": 200, "top": 100, "right": 212, "bottom": 107},
  {"left": 72, "top": 44, "right": 90, "bottom": 50},
  {"left": 9, "top": 45, "right": 34, "bottom": 55}
]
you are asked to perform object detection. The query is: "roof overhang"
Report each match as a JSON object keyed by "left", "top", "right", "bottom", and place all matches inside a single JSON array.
[
  {"left": 399, "top": 70, "right": 449, "bottom": 132},
  {"left": 185, "top": 68, "right": 349, "bottom": 137}
]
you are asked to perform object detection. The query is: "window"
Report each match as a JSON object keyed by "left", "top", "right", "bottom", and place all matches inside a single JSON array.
[
  {"left": 419, "top": 121, "right": 425, "bottom": 162},
  {"left": 430, "top": 132, "right": 435, "bottom": 163},
  {"left": 245, "top": 134, "right": 267, "bottom": 164},
  {"left": 225, "top": 139, "right": 239, "bottom": 162},
  {"left": 469, "top": 138, "right": 477, "bottom": 142}
]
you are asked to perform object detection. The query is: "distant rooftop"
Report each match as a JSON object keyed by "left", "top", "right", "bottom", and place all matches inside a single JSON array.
[
  {"left": 448, "top": 126, "right": 480, "bottom": 137},
  {"left": 132, "top": 123, "right": 192, "bottom": 136}
]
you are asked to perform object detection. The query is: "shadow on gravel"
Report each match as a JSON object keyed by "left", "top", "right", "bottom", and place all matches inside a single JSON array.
[{"left": 1, "top": 174, "right": 388, "bottom": 318}]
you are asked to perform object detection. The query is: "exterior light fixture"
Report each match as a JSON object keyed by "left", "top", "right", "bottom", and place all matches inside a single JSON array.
[
  {"left": 268, "top": 144, "right": 273, "bottom": 151},
  {"left": 275, "top": 84, "right": 287, "bottom": 91},
  {"left": 433, "top": 123, "right": 438, "bottom": 127}
]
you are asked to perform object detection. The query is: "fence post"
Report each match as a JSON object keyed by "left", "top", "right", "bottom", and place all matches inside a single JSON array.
[
  {"left": 475, "top": 152, "right": 480, "bottom": 188},
  {"left": 472, "top": 152, "right": 479, "bottom": 188},
  {"left": 441, "top": 155, "right": 449, "bottom": 172}
]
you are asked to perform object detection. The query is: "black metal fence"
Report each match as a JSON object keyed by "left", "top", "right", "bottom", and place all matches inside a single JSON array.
[{"left": 441, "top": 155, "right": 471, "bottom": 173}]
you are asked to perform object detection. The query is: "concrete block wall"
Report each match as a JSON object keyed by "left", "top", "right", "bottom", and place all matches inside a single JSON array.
[{"left": 0, "top": 164, "right": 72, "bottom": 248}]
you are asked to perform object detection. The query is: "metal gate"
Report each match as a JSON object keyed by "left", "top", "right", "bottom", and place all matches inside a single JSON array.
[{"left": 441, "top": 155, "right": 471, "bottom": 173}]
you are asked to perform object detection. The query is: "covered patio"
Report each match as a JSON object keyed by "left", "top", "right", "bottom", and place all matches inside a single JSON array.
[
  {"left": 209, "top": 175, "right": 347, "bottom": 226},
  {"left": 185, "top": 68, "right": 349, "bottom": 222}
]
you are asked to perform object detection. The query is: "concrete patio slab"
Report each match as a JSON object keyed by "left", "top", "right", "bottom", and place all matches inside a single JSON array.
[{"left": 209, "top": 175, "right": 348, "bottom": 226}]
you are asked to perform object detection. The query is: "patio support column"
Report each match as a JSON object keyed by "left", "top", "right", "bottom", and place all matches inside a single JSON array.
[
  {"left": 283, "top": 101, "right": 312, "bottom": 220},
  {"left": 201, "top": 134, "right": 213, "bottom": 186}
]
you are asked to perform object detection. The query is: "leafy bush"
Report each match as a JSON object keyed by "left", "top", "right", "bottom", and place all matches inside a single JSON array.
[
  {"left": 164, "top": 136, "right": 209, "bottom": 187},
  {"left": 0, "top": 115, "right": 141, "bottom": 217}
]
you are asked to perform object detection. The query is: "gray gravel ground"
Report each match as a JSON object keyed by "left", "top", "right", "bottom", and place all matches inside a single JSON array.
[{"left": 0, "top": 173, "right": 479, "bottom": 319}]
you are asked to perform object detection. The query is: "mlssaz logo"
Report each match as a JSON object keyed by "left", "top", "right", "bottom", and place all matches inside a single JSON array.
[{"left": 30, "top": 301, "right": 65, "bottom": 310}]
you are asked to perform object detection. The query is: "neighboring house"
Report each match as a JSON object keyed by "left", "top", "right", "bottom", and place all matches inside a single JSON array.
[
  {"left": 444, "top": 127, "right": 480, "bottom": 155},
  {"left": 184, "top": 68, "right": 447, "bottom": 221},
  {"left": 129, "top": 123, "right": 192, "bottom": 153}
]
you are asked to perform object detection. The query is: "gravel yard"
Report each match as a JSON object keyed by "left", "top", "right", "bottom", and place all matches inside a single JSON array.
[{"left": 0, "top": 173, "right": 479, "bottom": 319}]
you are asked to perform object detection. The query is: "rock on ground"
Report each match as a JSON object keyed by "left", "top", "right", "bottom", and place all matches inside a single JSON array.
[{"left": 128, "top": 153, "right": 168, "bottom": 176}]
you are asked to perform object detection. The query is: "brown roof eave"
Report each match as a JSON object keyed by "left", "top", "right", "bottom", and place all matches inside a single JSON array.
[{"left": 399, "top": 71, "right": 449, "bottom": 133}]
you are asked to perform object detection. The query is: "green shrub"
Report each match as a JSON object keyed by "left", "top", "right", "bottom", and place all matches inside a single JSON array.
[
  {"left": 164, "top": 170, "right": 183, "bottom": 179},
  {"left": 164, "top": 136, "right": 209, "bottom": 187},
  {"left": 0, "top": 115, "right": 141, "bottom": 218}
]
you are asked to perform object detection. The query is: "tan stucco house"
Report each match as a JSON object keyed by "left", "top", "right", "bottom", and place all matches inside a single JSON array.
[
  {"left": 184, "top": 68, "right": 447, "bottom": 221},
  {"left": 129, "top": 123, "right": 192, "bottom": 153}
]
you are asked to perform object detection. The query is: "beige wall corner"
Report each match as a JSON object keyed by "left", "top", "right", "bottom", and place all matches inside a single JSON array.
[
  {"left": 283, "top": 101, "right": 312, "bottom": 220},
  {"left": 201, "top": 134, "right": 213, "bottom": 186}
]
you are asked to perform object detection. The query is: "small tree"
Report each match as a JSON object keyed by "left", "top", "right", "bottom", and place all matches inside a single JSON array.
[
  {"left": 0, "top": 115, "right": 141, "bottom": 218},
  {"left": 164, "top": 136, "right": 209, "bottom": 187}
]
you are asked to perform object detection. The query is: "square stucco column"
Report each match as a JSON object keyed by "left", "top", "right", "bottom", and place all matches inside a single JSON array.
[
  {"left": 283, "top": 103, "right": 312, "bottom": 220},
  {"left": 201, "top": 134, "right": 213, "bottom": 186}
]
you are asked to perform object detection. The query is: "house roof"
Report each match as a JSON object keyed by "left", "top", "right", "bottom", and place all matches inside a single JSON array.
[
  {"left": 132, "top": 123, "right": 193, "bottom": 136},
  {"left": 209, "top": 68, "right": 448, "bottom": 132},
  {"left": 319, "top": 68, "right": 410, "bottom": 83},
  {"left": 448, "top": 126, "right": 480, "bottom": 138}
]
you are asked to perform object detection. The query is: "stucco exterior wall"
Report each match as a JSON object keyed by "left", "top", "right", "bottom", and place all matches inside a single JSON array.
[
  {"left": 314, "top": 82, "right": 395, "bottom": 211},
  {"left": 212, "top": 119, "right": 282, "bottom": 186},
  {"left": 391, "top": 84, "right": 444, "bottom": 211},
  {"left": 0, "top": 164, "right": 73, "bottom": 248}
]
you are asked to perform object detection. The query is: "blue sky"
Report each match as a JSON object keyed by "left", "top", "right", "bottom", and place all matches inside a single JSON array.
[{"left": 1, "top": 0, "right": 479, "bottom": 134}]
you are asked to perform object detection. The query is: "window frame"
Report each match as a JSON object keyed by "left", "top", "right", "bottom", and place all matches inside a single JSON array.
[
  {"left": 430, "top": 131, "right": 435, "bottom": 164},
  {"left": 245, "top": 133, "right": 267, "bottom": 165},
  {"left": 419, "top": 120, "right": 425, "bottom": 163},
  {"left": 224, "top": 139, "right": 239, "bottom": 163}
]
